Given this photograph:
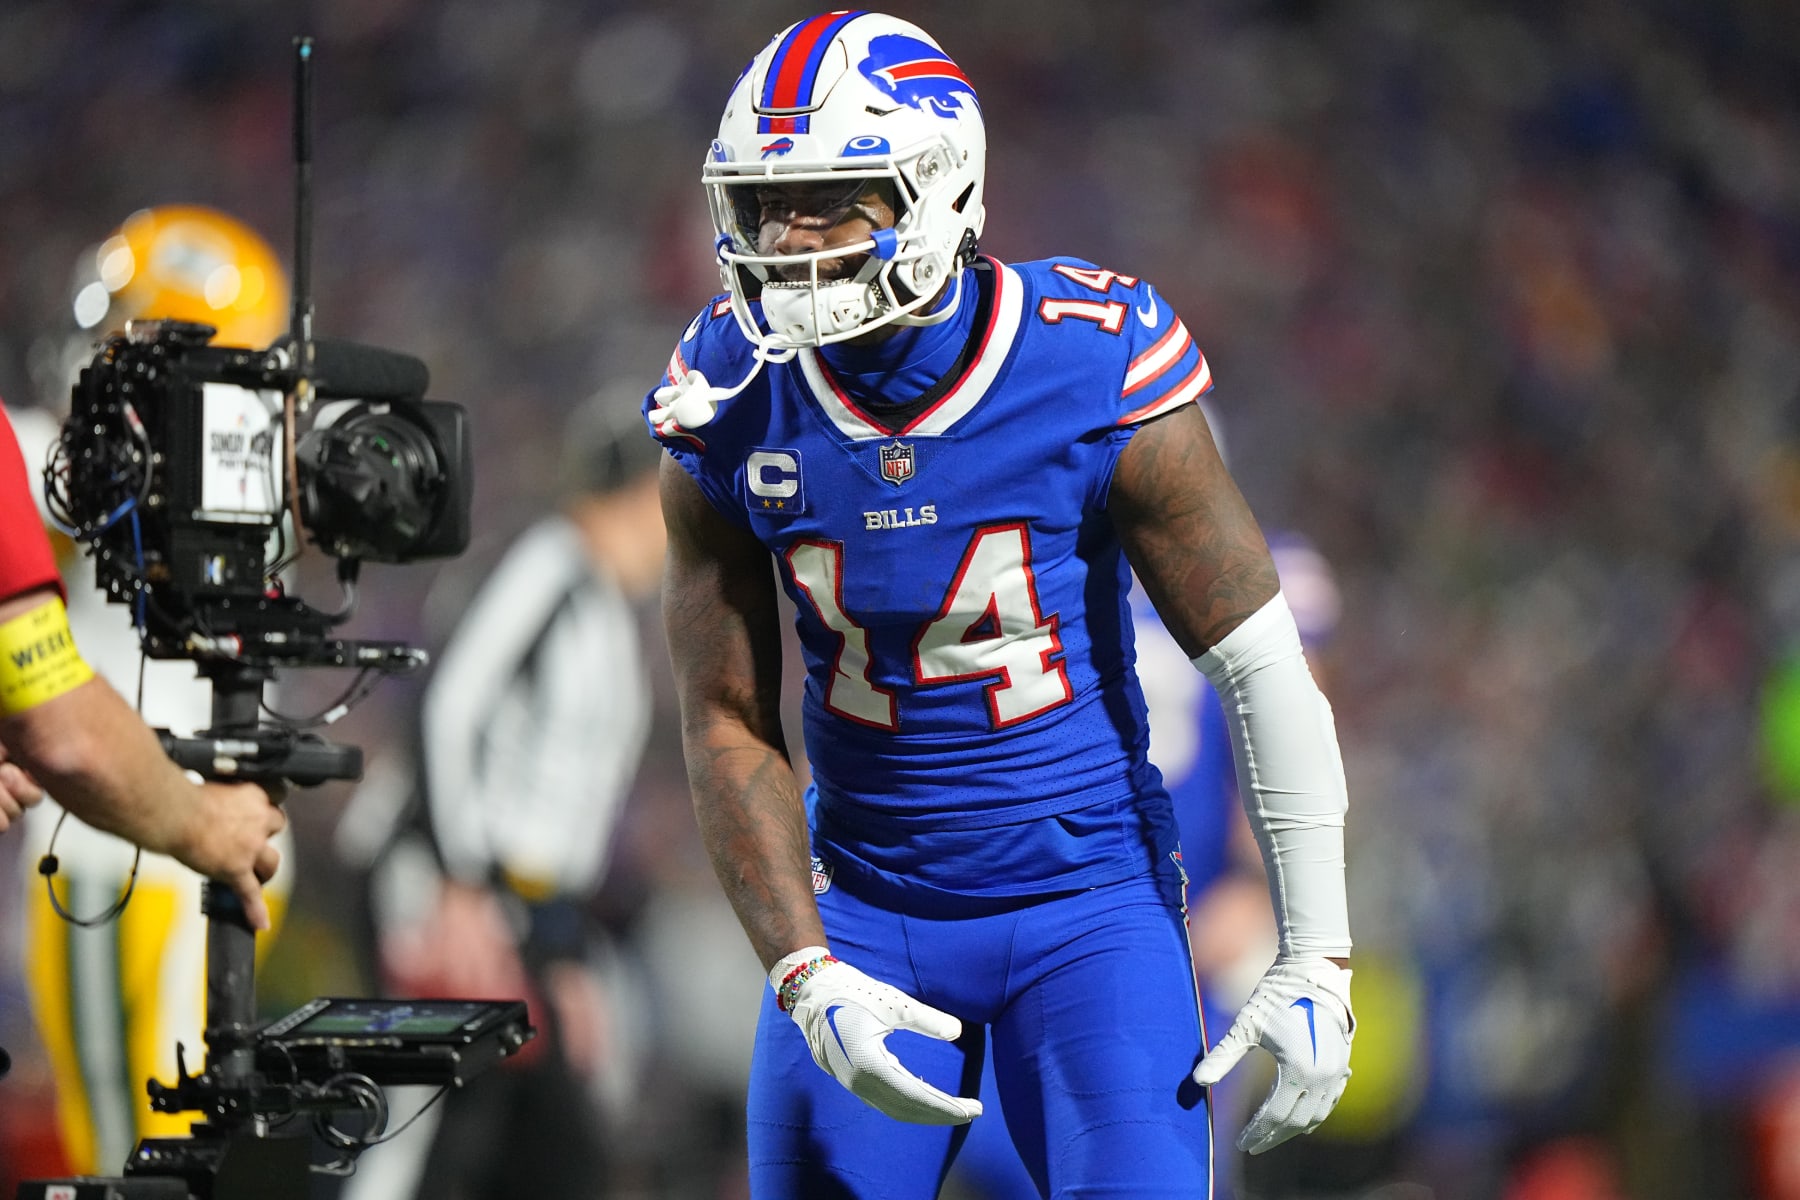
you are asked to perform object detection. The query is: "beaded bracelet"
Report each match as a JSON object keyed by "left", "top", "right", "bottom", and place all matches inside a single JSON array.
[{"left": 776, "top": 953, "right": 840, "bottom": 1012}]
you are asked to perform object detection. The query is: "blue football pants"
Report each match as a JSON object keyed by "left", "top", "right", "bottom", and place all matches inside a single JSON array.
[
  {"left": 951, "top": 983, "right": 1241, "bottom": 1200},
  {"left": 747, "top": 865, "right": 1214, "bottom": 1198}
]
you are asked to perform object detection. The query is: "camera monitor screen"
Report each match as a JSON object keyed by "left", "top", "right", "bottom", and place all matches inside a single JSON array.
[
  {"left": 263, "top": 997, "right": 528, "bottom": 1045},
  {"left": 259, "top": 997, "right": 534, "bottom": 1087}
]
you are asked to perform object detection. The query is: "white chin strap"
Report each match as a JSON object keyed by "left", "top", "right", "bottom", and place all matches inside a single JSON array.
[
  {"left": 650, "top": 258, "right": 967, "bottom": 439},
  {"left": 648, "top": 337, "right": 796, "bottom": 435},
  {"left": 892, "top": 268, "right": 964, "bottom": 329}
]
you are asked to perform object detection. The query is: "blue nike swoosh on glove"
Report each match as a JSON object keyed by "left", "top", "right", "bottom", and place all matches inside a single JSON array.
[
  {"left": 1291, "top": 997, "right": 1317, "bottom": 1060},
  {"left": 826, "top": 1005, "right": 851, "bottom": 1057}
]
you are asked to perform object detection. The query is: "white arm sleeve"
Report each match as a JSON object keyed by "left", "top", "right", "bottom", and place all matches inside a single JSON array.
[{"left": 1192, "top": 591, "right": 1351, "bottom": 960}]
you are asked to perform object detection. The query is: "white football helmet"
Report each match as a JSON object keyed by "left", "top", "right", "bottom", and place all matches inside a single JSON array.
[{"left": 705, "top": 11, "right": 987, "bottom": 353}]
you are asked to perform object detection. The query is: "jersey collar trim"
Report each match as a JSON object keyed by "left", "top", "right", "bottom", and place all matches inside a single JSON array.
[{"left": 797, "top": 258, "right": 1023, "bottom": 441}]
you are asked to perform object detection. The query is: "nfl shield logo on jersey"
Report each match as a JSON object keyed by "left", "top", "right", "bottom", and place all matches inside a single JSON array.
[
  {"left": 810, "top": 856, "right": 833, "bottom": 895},
  {"left": 879, "top": 441, "right": 915, "bottom": 485}
]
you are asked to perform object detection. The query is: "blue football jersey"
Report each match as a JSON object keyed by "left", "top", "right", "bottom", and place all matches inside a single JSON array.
[{"left": 649, "top": 256, "right": 1215, "bottom": 894}]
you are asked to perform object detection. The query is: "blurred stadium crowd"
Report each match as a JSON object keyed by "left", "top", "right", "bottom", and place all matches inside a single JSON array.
[{"left": 2, "top": 0, "right": 1799, "bottom": 1197}]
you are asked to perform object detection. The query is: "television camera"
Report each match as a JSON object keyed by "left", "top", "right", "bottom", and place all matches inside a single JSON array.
[
  {"left": 45, "top": 317, "right": 471, "bottom": 770},
  {"left": 15, "top": 37, "right": 533, "bottom": 1200}
]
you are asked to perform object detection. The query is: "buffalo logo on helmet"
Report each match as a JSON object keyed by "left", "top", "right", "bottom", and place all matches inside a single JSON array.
[
  {"left": 858, "top": 34, "right": 978, "bottom": 117},
  {"left": 760, "top": 136, "right": 797, "bottom": 158},
  {"left": 878, "top": 440, "right": 915, "bottom": 485}
]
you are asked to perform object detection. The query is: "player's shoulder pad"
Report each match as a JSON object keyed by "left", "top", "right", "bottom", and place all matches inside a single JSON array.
[
  {"left": 1115, "top": 276, "right": 1211, "bottom": 426},
  {"left": 1015, "top": 256, "right": 1139, "bottom": 298},
  {"left": 661, "top": 292, "right": 754, "bottom": 387},
  {"left": 1013, "top": 258, "right": 1213, "bottom": 426},
  {"left": 1013, "top": 256, "right": 1152, "bottom": 341}
]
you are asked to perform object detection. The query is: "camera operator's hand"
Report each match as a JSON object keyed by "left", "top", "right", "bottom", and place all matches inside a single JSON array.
[
  {"left": 1, "top": 586, "right": 289, "bottom": 929},
  {"left": 0, "top": 742, "right": 44, "bottom": 832},
  {"left": 176, "top": 781, "right": 287, "bottom": 932}
]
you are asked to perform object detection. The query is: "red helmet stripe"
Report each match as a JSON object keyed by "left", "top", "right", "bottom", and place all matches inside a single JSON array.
[{"left": 763, "top": 10, "right": 864, "bottom": 113}]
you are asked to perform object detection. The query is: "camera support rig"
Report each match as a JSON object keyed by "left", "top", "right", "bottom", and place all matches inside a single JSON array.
[
  {"left": 156, "top": 631, "right": 426, "bottom": 788},
  {"left": 109, "top": 662, "right": 525, "bottom": 1200},
  {"left": 123, "top": 662, "right": 333, "bottom": 1200},
  {"left": 16, "top": 36, "right": 523, "bottom": 1200},
  {"left": 19, "top": 654, "right": 533, "bottom": 1200}
]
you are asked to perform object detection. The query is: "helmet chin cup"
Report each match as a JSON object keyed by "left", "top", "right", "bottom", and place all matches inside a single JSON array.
[{"left": 762, "top": 281, "right": 879, "bottom": 345}]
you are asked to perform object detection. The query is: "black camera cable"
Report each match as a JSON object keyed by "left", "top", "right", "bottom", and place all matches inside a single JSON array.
[
  {"left": 36, "top": 646, "right": 154, "bottom": 927},
  {"left": 38, "top": 810, "right": 143, "bottom": 928},
  {"left": 310, "top": 1075, "right": 449, "bottom": 1176}
]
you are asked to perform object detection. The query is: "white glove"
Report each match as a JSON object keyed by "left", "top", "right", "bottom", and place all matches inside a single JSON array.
[
  {"left": 1191, "top": 957, "right": 1355, "bottom": 1154},
  {"left": 771, "top": 946, "right": 983, "bottom": 1126},
  {"left": 648, "top": 369, "right": 727, "bottom": 437}
]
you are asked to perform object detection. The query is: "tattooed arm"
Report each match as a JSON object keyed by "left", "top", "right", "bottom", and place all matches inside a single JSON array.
[
  {"left": 1115, "top": 403, "right": 1357, "bottom": 1152},
  {"left": 659, "top": 457, "right": 825, "bottom": 972},
  {"left": 1111, "top": 402, "right": 1351, "bottom": 969},
  {"left": 1110, "top": 403, "right": 1278, "bottom": 655}
]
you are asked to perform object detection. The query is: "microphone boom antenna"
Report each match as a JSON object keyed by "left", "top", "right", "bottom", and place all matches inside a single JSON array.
[
  {"left": 291, "top": 36, "right": 315, "bottom": 359},
  {"left": 285, "top": 35, "right": 316, "bottom": 537}
]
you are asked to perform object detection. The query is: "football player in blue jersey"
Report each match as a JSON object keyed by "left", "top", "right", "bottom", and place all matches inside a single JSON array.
[{"left": 643, "top": 12, "right": 1356, "bottom": 1198}]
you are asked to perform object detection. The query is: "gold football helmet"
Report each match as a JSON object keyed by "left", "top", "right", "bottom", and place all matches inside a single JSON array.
[{"left": 72, "top": 205, "right": 290, "bottom": 348}]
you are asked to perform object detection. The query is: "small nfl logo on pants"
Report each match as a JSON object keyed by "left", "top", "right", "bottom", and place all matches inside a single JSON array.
[{"left": 879, "top": 441, "right": 914, "bottom": 484}]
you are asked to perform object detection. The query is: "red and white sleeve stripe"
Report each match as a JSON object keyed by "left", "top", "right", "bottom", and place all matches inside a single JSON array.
[{"left": 1118, "top": 320, "right": 1213, "bottom": 425}]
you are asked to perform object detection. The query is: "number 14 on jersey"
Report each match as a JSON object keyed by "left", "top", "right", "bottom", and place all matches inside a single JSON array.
[{"left": 784, "top": 523, "right": 1073, "bottom": 732}]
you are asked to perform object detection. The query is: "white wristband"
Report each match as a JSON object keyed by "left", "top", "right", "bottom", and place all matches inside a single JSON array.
[
  {"left": 1193, "top": 592, "right": 1352, "bottom": 959},
  {"left": 769, "top": 945, "right": 833, "bottom": 990}
]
